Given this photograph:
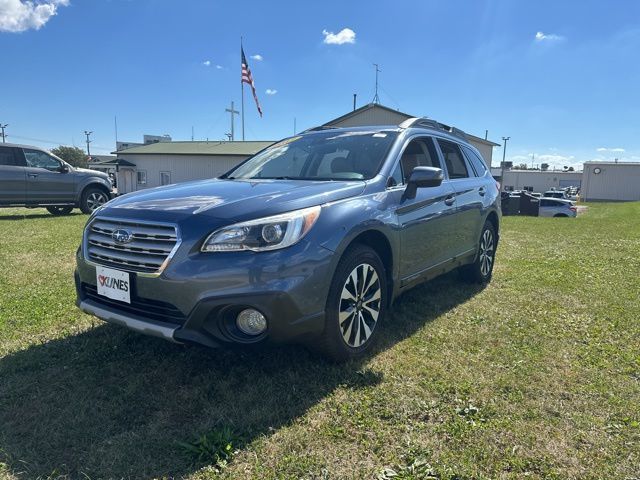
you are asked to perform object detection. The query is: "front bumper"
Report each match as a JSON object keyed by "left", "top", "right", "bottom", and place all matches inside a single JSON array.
[{"left": 74, "top": 238, "right": 335, "bottom": 348}]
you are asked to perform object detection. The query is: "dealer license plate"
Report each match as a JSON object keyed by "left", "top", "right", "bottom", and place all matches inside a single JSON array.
[{"left": 96, "top": 266, "right": 131, "bottom": 304}]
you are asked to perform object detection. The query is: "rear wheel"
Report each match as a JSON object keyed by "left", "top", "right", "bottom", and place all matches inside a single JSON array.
[
  {"left": 46, "top": 206, "right": 73, "bottom": 216},
  {"left": 316, "top": 245, "right": 387, "bottom": 362},
  {"left": 460, "top": 221, "right": 496, "bottom": 283},
  {"left": 80, "top": 187, "right": 109, "bottom": 214}
]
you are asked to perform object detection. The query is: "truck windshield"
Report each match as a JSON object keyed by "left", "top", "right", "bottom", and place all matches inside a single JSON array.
[{"left": 225, "top": 130, "right": 399, "bottom": 181}]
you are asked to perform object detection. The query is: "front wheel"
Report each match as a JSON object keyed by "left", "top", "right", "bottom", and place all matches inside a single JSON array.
[
  {"left": 460, "top": 221, "right": 497, "bottom": 283},
  {"left": 46, "top": 206, "right": 73, "bottom": 216},
  {"left": 80, "top": 188, "right": 109, "bottom": 214},
  {"left": 316, "top": 245, "right": 387, "bottom": 362}
]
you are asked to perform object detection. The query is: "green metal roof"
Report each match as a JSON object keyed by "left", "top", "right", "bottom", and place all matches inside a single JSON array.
[{"left": 112, "top": 140, "right": 274, "bottom": 156}]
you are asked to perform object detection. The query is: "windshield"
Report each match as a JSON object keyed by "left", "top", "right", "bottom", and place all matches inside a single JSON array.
[{"left": 225, "top": 130, "right": 399, "bottom": 181}]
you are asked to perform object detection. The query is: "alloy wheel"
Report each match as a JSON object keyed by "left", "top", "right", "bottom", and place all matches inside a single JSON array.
[
  {"left": 86, "top": 192, "right": 107, "bottom": 211},
  {"left": 338, "top": 263, "right": 381, "bottom": 348},
  {"left": 479, "top": 229, "right": 495, "bottom": 277}
]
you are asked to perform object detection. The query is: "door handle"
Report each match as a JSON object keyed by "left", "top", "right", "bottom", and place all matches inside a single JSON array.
[
  {"left": 444, "top": 195, "right": 455, "bottom": 206},
  {"left": 28, "top": 173, "right": 38, "bottom": 178},
  {"left": 478, "top": 187, "right": 486, "bottom": 196}
]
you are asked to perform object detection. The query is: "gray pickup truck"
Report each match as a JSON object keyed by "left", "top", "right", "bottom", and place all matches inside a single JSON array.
[{"left": 0, "top": 143, "right": 112, "bottom": 215}]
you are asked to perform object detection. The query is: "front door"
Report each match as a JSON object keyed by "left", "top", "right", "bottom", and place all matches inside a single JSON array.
[
  {"left": 21, "top": 148, "right": 76, "bottom": 203},
  {"left": 392, "top": 137, "right": 458, "bottom": 282},
  {"left": 0, "top": 146, "right": 26, "bottom": 204}
]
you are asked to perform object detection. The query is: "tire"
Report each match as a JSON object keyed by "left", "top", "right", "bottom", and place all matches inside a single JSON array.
[
  {"left": 460, "top": 221, "right": 496, "bottom": 284},
  {"left": 316, "top": 245, "right": 387, "bottom": 362},
  {"left": 80, "top": 187, "right": 109, "bottom": 214},
  {"left": 46, "top": 206, "right": 73, "bottom": 216}
]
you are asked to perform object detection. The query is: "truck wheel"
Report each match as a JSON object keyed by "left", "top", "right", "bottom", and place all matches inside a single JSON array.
[
  {"left": 460, "top": 221, "right": 496, "bottom": 284},
  {"left": 316, "top": 245, "right": 387, "bottom": 362},
  {"left": 46, "top": 206, "right": 74, "bottom": 216},
  {"left": 80, "top": 187, "right": 109, "bottom": 214}
]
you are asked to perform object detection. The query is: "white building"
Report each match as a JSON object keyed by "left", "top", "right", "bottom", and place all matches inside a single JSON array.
[
  {"left": 581, "top": 162, "right": 640, "bottom": 201},
  {"left": 498, "top": 169, "right": 583, "bottom": 193},
  {"left": 116, "top": 134, "right": 172, "bottom": 152},
  {"left": 322, "top": 103, "right": 500, "bottom": 167},
  {"left": 113, "top": 141, "right": 272, "bottom": 193}
]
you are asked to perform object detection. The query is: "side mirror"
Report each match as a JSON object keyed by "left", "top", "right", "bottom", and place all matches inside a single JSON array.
[
  {"left": 404, "top": 167, "right": 444, "bottom": 199},
  {"left": 59, "top": 164, "right": 70, "bottom": 173}
]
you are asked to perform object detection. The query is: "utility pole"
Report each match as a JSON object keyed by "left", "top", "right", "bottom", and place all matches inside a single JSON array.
[
  {"left": 84, "top": 130, "right": 93, "bottom": 156},
  {"left": 225, "top": 101, "right": 239, "bottom": 141},
  {"left": 500, "top": 136, "right": 510, "bottom": 190},
  {"left": 293, "top": 117, "right": 297, "bottom": 135},
  {"left": 372, "top": 64, "right": 381, "bottom": 104},
  {"left": 0, "top": 124, "right": 7, "bottom": 143},
  {"left": 353, "top": 93, "right": 357, "bottom": 111}
]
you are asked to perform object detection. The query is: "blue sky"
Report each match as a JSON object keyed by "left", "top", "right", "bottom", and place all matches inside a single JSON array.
[{"left": 1, "top": 0, "right": 639, "bottom": 168}]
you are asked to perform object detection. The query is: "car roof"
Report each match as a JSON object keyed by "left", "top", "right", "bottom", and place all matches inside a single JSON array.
[{"left": 0, "top": 142, "right": 46, "bottom": 150}]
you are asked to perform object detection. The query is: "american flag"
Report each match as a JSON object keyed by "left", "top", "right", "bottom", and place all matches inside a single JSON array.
[{"left": 241, "top": 47, "right": 263, "bottom": 117}]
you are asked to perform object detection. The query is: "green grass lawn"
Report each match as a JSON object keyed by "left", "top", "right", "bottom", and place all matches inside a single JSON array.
[{"left": 0, "top": 204, "right": 638, "bottom": 480}]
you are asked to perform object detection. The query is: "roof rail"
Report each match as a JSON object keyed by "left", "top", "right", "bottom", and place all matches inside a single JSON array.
[
  {"left": 399, "top": 117, "right": 467, "bottom": 140},
  {"left": 302, "top": 125, "right": 339, "bottom": 133}
]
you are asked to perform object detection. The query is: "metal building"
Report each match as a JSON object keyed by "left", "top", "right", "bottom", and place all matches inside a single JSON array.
[
  {"left": 499, "top": 169, "right": 583, "bottom": 193},
  {"left": 113, "top": 141, "right": 272, "bottom": 194},
  {"left": 581, "top": 161, "right": 640, "bottom": 201}
]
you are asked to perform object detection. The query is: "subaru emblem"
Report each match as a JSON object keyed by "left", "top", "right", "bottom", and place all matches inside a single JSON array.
[{"left": 112, "top": 229, "right": 133, "bottom": 244}]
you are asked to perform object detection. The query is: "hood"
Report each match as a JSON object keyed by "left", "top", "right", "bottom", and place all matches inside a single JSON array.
[
  {"left": 75, "top": 167, "right": 109, "bottom": 178},
  {"left": 103, "top": 178, "right": 366, "bottom": 223}
]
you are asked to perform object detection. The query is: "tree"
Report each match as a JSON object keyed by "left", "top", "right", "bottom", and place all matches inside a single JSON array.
[
  {"left": 50, "top": 146, "right": 88, "bottom": 168},
  {"left": 515, "top": 163, "right": 528, "bottom": 170}
]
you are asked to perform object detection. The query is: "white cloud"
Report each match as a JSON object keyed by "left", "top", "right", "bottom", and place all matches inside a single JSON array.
[
  {"left": 597, "top": 147, "right": 625, "bottom": 152},
  {"left": 535, "top": 31, "right": 565, "bottom": 43},
  {"left": 0, "top": 0, "right": 69, "bottom": 32},
  {"left": 265, "top": 89, "right": 277, "bottom": 95},
  {"left": 322, "top": 27, "right": 356, "bottom": 45},
  {"left": 215, "top": 64, "right": 223, "bottom": 69},
  {"left": 250, "top": 54, "right": 263, "bottom": 61},
  {"left": 202, "top": 60, "right": 211, "bottom": 66}
]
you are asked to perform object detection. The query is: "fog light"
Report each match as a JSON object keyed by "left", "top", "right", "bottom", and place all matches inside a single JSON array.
[{"left": 236, "top": 309, "right": 267, "bottom": 336}]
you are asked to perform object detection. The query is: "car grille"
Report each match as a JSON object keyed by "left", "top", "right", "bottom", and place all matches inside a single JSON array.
[
  {"left": 85, "top": 218, "right": 179, "bottom": 274},
  {"left": 82, "top": 283, "right": 187, "bottom": 325}
]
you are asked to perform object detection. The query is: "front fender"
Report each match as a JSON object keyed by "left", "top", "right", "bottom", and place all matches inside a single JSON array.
[
  {"left": 77, "top": 177, "right": 112, "bottom": 201},
  {"left": 308, "top": 192, "right": 401, "bottom": 297}
]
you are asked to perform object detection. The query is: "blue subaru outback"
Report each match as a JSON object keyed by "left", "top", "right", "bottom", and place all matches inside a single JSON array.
[{"left": 75, "top": 118, "right": 501, "bottom": 361}]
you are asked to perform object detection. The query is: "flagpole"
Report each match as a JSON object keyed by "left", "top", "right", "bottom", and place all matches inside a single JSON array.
[{"left": 241, "top": 36, "right": 245, "bottom": 141}]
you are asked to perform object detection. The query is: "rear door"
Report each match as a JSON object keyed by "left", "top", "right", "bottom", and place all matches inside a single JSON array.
[
  {"left": 0, "top": 146, "right": 26, "bottom": 204},
  {"left": 435, "top": 139, "right": 484, "bottom": 256},
  {"left": 22, "top": 148, "right": 76, "bottom": 203},
  {"left": 391, "top": 136, "right": 457, "bottom": 282}
]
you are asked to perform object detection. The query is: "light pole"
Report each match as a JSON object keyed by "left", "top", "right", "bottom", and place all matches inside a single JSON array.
[
  {"left": 84, "top": 130, "right": 93, "bottom": 156},
  {"left": 0, "top": 124, "right": 7, "bottom": 143},
  {"left": 500, "top": 136, "right": 510, "bottom": 190}
]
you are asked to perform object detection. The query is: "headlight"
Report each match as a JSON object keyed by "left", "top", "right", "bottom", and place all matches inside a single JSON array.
[{"left": 201, "top": 206, "right": 321, "bottom": 252}]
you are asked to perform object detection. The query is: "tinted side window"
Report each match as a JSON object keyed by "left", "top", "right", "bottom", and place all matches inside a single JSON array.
[
  {"left": 0, "top": 146, "right": 17, "bottom": 166},
  {"left": 462, "top": 145, "right": 487, "bottom": 176},
  {"left": 23, "top": 149, "right": 61, "bottom": 170},
  {"left": 399, "top": 137, "right": 441, "bottom": 184},
  {"left": 437, "top": 140, "right": 469, "bottom": 179}
]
